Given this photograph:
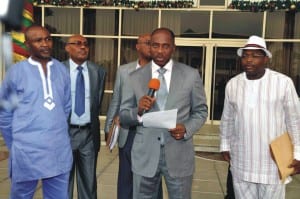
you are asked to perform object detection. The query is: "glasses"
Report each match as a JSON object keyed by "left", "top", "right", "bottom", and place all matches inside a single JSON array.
[
  {"left": 241, "top": 54, "right": 265, "bottom": 59},
  {"left": 67, "top": 41, "right": 89, "bottom": 47}
]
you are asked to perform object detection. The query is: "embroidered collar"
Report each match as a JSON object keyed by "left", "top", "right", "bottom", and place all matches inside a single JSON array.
[{"left": 28, "top": 57, "right": 56, "bottom": 111}]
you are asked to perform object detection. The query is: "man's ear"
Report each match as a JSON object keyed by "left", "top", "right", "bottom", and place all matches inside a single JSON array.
[
  {"left": 65, "top": 44, "right": 70, "bottom": 53},
  {"left": 264, "top": 56, "right": 269, "bottom": 65},
  {"left": 172, "top": 44, "right": 176, "bottom": 53},
  {"left": 24, "top": 40, "right": 29, "bottom": 50}
]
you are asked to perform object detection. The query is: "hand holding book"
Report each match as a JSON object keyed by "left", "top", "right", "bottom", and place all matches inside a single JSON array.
[
  {"left": 288, "top": 159, "right": 300, "bottom": 176},
  {"left": 106, "top": 116, "right": 120, "bottom": 151}
]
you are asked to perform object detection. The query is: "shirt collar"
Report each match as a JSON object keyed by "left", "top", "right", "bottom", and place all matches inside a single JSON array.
[
  {"left": 151, "top": 59, "right": 173, "bottom": 73},
  {"left": 28, "top": 57, "right": 53, "bottom": 67},
  {"left": 69, "top": 58, "right": 87, "bottom": 72},
  {"left": 136, "top": 60, "right": 141, "bottom": 69}
]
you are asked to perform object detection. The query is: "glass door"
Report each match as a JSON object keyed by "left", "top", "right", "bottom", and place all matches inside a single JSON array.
[
  {"left": 205, "top": 42, "right": 245, "bottom": 124},
  {"left": 211, "top": 46, "right": 241, "bottom": 121}
]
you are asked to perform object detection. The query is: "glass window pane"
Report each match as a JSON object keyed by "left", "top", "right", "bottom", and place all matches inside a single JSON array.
[
  {"left": 295, "top": 12, "right": 300, "bottom": 39},
  {"left": 268, "top": 42, "right": 300, "bottom": 95},
  {"left": 200, "top": 0, "right": 225, "bottom": 6},
  {"left": 45, "top": 8, "right": 80, "bottom": 34},
  {"left": 161, "top": 11, "right": 210, "bottom": 38},
  {"left": 121, "top": 39, "right": 138, "bottom": 65},
  {"left": 100, "top": 93, "right": 113, "bottom": 116},
  {"left": 266, "top": 11, "right": 300, "bottom": 39},
  {"left": 173, "top": 46, "right": 205, "bottom": 81},
  {"left": 213, "top": 11, "right": 263, "bottom": 38},
  {"left": 266, "top": 11, "right": 285, "bottom": 39},
  {"left": 122, "top": 10, "right": 158, "bottom": 36},
  {"left": 88, "top": 38, "right": 118, "bottom": 90},
  {"left": 33, "top": 7, "right": 42, "bottom": 25},
  {"left": 83, "top": 9, "right": 118, "bottom": 35}
]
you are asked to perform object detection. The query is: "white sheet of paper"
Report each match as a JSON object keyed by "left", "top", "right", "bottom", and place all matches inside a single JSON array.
[{"left": 142, "top": 109, "right": 177, "bottom": 129}]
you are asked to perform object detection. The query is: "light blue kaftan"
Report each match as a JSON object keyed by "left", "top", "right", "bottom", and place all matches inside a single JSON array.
[{"left": 0, "top": 57, "right": 72, "bottom": 182}]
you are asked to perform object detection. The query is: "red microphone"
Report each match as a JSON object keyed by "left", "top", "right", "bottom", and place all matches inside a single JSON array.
[
  {"left": 142, "top": 79, "right": 160, "bottom": 114},
  {"left": 147, "top": 78, "right": 160, "bottom": 97}
]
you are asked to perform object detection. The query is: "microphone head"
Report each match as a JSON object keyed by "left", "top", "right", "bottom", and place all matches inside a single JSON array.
[{"left": 148, "top": 78, "right": 160, "bottom": 90}]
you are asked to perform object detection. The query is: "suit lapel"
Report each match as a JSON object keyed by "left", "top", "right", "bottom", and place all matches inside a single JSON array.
[
  {"left": 165, "top": 62, "right": 184, "bottom": 110},
  {"left": 87, "top": 61, "right": 97, "bottom": 109},
  {"left": 131, "top": 62, "right": 152, "bottom": 103},
  {"left": 141, "top": 63, "right": 152, "bottom": 94}
]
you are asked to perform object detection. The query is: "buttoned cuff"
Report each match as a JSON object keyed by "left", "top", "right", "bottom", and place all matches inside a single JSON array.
[
  {"left": 137, "top": 114, "right": 143, "bottom": 123},
  {"left": 220, "top": 139, "right": 230, "bottom": 152},
  {"left": 294, "top": 146, "right": 300, "bottom": 160}
]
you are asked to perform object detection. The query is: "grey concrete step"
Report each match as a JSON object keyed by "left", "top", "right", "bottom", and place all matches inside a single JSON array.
[{"left": 193, "top": 132, "right": 220, "bottom": 152}]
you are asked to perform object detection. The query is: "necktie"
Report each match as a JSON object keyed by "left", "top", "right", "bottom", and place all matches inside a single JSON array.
[
  {"left": 156, "top": 67, "right": 168, "bottom": 110},
  {"left": 75, "top": 66, "right": 85, "bottom": 116},
  {"left": 156, "top": 67, "right": 168, "bottom": 146}
]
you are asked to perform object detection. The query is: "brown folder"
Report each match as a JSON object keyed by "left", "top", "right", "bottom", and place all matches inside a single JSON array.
[{"left": 270, "top": 132, "right": 294, "bottom": 182}]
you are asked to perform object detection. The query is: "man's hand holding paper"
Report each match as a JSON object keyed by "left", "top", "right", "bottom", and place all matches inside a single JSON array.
[{"left": 169, "top": 123, "right": 186, "bottom": 140}]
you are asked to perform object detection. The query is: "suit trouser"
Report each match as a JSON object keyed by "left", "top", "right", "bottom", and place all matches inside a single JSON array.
[
  {"left": 11, "top": 172, "right": 69, "bottom": 199},
  {"left": 133, "top": 146, "right": 192, "bottom": 199},
  {"left": 119, "top": 130, "right": 164, "bottom": 199},
  {"left": 68, "top": 127, "right": 97, "bottom": 199}
]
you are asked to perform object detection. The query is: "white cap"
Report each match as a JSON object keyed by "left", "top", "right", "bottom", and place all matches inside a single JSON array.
[{"left": 237, "top": 35, "right": 272, "bottom": 58}]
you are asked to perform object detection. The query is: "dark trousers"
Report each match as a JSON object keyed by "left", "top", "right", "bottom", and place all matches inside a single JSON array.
[
  {"left": 118, "top": 131, "right": 163, "bottom": 199},
  {"left": 68, "top": 127, "right": 97, "bottom": 199},
  {"left": 225, "top": 165, "right": 235, "bottom": 199}
]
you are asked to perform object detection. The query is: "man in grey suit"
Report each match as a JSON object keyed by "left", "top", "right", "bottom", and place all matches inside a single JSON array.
[
  {"left": 119, "top": 27, "right": 208, "bottom": 199},
  {"left": 63, "top": 35, "right": 106, "bottom": 199},
  {"left": 104, "top": 33, "right": 152, "bottom": 199}
]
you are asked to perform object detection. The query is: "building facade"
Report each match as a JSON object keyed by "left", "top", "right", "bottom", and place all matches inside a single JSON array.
[{"left": 6, "top": 0, "right": 300, "bottom": 136}]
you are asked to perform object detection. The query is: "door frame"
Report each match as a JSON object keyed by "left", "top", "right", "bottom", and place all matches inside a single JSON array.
[{"left": 176, "top": 39, "right": 246, "bottom": 125}]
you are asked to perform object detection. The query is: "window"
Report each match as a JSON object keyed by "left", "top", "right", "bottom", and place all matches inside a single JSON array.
[
  {"left": 213, "top": 11, "right": 263, "bottom": 38},
  {"left": 161, "top": 11, "right": 210, "bottom": 38}
]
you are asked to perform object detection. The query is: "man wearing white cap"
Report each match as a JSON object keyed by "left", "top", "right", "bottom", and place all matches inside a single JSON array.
[{"left": 220, "top": 35, "right": 300, "bottom": 199}]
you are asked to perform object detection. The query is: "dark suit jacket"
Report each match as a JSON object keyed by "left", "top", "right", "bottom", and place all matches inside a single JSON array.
[{"left": 63, "top": 60, "right": 106, "bottom": 152}]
